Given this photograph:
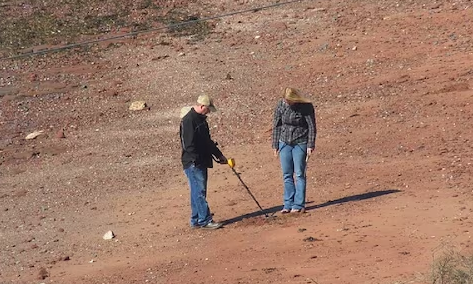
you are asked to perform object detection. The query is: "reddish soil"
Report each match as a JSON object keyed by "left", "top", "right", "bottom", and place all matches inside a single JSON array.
[{"left": 1, "top": 0, "right": 473, "bottom": 283}]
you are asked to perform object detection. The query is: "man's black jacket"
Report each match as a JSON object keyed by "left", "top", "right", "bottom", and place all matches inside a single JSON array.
[{"left": 180, "top": 108, "right": 223, "bottom": 169}]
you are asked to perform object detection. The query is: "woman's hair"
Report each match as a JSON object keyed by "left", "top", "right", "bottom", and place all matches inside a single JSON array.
[{"left": 284, "top": 87, "right": 310, "bottom": 103}]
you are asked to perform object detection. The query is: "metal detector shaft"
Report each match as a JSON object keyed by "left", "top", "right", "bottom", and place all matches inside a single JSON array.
[{"left": 231, "top": 167, "right": 268, "bottom": 217}]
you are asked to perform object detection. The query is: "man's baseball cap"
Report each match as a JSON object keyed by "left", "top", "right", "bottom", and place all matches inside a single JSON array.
[{"left": 197, "top": 94, "right": 217, "bottom": 112}]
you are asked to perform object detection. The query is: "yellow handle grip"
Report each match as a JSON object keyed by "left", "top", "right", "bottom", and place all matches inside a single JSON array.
[{"left": 227, "top": 158, "right": 235, "bottom": 168}]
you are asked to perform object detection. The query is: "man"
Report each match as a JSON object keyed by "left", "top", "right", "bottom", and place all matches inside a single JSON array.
[{"left": 180, "top": 94, "right": 227, "bottom": 229}]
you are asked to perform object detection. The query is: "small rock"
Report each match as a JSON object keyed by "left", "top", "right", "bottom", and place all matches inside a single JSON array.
[
  {"left": 56, "top": 129, "right": 66, "bottom": 139},
  {"left": 366, "top": 58, "right": 375, "bottom": 65},
  {"left": 60, "top": 256, "right": 70, "bottom": 261},
  {"left": 303, "top": 236, "right": 321, "bottom": 242},
  {"left": 29, "top": 73, "right": 38, "bottom": 82},
  {"left": 319, "top": 43, "right": 329, "bottom": 52},
  {"left": 271, "top": 22, "right": 287, "bottom": 31},
  {"left": 129, "top": 101, "right": 147, "bottom": 111},
  {"left": 37, "top": 267, "right": 48, "bottom": 280},
  {"left": 103, "top": 230, "right": 115, "bottom": 240},
  {"left": 25, "top": 130, "right": 44, "bottom": 140},
  {"left": 151, "top": 55, "right": 169, "bottom": 61}
]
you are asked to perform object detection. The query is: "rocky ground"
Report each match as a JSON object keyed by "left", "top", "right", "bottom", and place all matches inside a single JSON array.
[{"left": 1, "top": 0, "right": 473, "bottom": 283}]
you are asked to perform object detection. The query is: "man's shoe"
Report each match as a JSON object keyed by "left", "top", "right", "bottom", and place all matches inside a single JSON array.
[{"left": 201, "top": 221, "right": 223, "bottom": 230}]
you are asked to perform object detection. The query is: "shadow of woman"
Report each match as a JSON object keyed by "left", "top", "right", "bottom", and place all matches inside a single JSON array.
[{"left": 221, "top": 189, "right": 401, "bottom": 225}]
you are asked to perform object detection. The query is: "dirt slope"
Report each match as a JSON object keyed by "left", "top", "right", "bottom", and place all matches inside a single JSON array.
[{"left": 1, "top": 0, "right": 472, "bottom": 283}]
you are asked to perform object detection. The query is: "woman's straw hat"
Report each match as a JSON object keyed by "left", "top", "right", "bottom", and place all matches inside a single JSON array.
[{"left": 284, "top": 87, "right": 311, "bottom": 103}]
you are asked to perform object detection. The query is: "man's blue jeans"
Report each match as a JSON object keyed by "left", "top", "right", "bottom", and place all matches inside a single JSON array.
[
  {"left": 184, "top": 164, "right": 212, "bottom": 227},
  {"left": 279, "top": 141, "right": 307, "bottom": 210}
]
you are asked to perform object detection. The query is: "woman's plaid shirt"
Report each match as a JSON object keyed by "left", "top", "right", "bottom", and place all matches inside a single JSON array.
[{"left": 272, "top": 99, "right": 316, "bottom": 149}]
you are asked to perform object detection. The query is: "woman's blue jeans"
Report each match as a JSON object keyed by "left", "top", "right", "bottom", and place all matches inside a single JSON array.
[
  {"left": 184, "top": 165, "right": 212, "bottom": 227},
  {"left": 279, "top": 141, "right": 307, "bottom": 210}
]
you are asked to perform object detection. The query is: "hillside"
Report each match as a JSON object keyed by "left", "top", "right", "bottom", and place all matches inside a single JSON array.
[{"left": 1, "top": 0, "right": 473, "bottom": 283}]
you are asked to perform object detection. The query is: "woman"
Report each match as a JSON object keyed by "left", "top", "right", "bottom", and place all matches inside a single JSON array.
[{"left": 272, "top": 87, "right": 316, "bottom": 213}]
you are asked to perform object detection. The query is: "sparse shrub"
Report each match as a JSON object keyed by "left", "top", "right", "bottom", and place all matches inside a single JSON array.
[{"left": 430, "top": 249, "right": 473, "bottom": 284}]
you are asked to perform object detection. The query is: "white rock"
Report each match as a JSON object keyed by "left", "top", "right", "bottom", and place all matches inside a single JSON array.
[
  {"left": 129, "top": 101, "right": 147, "bottom": 111},
  {"left": 180, "top": 106, "right": 192, "bottom": 118},
  {"left": 103, "top": 230, "right": 115, "bottom": 240},
  {"left": 25, "top": 130, "right": 44, "bottom": 140}
]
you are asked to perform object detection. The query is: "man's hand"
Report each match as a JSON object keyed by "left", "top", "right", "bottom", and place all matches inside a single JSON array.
[
  {"left": 307, "top": 148, "right": 314, "bottom": 156},
  {"left": 273, "top": 149, "right": 279, "bottom": 157},
  {"left": 217, "top": 155, "right": 227, "bottom": 164}
]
